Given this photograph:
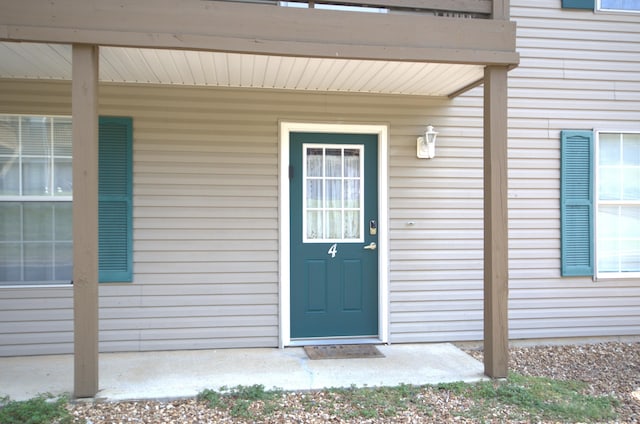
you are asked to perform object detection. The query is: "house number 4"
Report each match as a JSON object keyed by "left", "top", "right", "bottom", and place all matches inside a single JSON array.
[{"left": 328, "top": 243, "right": 337, "bottom": 258}]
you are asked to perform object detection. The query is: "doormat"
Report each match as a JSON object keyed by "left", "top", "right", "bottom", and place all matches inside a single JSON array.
[{"left": 304, "top": 344, "right": 385, "bottom": 360}]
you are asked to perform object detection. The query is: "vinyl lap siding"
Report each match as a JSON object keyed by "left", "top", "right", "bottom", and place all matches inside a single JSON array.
[
  {"left": 0, "top": 288, "right": 72, "bottom": 356},
  {"left": 0, "top": 82, "right": 285, "bottom": 354},
  {"left": 101, "top": 85, "right": 282, "bottom": 352},
  {"left": 126, "top": 88, "right": 487, "bottom": 348},
  {"left": 0, "top": 81, "right": 469, "bottom": 354},
  {"left": 0, "top": 82, "right": 74, "bottom": 356},
  {"left": 388, "top": 98, "right": 485, "bottom": 343},
  {"left": 1, "top": 0, "right": 639, "bottom": 354},
  {"left": 507, "top": 0, "right": 640, "bottom": 339},
  {"left": 392, "top": 0, "right": 640, "bottom": 343}
]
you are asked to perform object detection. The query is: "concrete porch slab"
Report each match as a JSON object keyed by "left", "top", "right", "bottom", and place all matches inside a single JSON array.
[{"left": 0, "top": 343, "right": 485, "bottom": 402}]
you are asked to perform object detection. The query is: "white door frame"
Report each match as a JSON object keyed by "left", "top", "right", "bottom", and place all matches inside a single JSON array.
[{"left": 279, "top": 121, "right": 389, "bottom": 347}]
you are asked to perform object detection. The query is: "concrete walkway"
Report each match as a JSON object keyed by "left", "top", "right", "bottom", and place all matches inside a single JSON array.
[{"left": 1, "top": 343, "right": 485, "bottom": 402}]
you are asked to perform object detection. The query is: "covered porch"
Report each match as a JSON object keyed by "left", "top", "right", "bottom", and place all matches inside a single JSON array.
[
  {"left": 0, "top": 0, "right": 518, "bottom": 398},
  {"left": 1, "top": 343, "right": 484, "bottom": 402}
]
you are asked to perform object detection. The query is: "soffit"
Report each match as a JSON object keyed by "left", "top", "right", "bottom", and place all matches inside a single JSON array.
[{"left": 0, "top": 42, "right": 484, "bottom": 97}]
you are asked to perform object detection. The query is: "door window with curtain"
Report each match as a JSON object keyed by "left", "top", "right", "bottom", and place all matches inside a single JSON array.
[
  {"left": 0, "top": 115, "right": 73, "bottom": 284},
  {"left": 303, "top": 144, "right": 364, "bottom": 243}
]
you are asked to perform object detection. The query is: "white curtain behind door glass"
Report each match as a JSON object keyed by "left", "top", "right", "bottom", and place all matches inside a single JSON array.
[
  {"left": 304, "top": 145, "right": 362, "bottom": 241},
  {"left": 344, "top": 149, "right": 360, "bottom": 177},
  {"left": 306, "top": 148, "right": 322, "bottom": 177},
  {"left": 343, "top": 148, "right": 361, "bottom": 239},
  {"left": 306, "top": 179, "right": 322, "bottom": 239},
  {"left": 306, "top": 148, "right": 323, "bottom": 239},
  {"left": 325, "top": 148, "right": 342, "bottom": 177}
]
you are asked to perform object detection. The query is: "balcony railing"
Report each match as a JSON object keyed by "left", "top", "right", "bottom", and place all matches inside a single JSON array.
[{"left": 219, "top": 1, "right": 493, "bottom": 19}]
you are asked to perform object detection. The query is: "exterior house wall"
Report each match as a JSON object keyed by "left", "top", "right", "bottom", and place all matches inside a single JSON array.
[
  {"left": 386, "top": 0, "right": 640, "bottom": 344},
  {"left": 1, "top": 80, "right": 473, "bottom": 355},
  {"left": 1, "top": 0, "right": 639, "bottom": 356},
  {"left": 504, "top": 0, "right": 640, "bottom": 340}
]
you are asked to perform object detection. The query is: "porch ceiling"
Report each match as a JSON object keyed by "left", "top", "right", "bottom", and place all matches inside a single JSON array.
[{"left": 0, "top": 42, "right": 484, "bottom": 97}]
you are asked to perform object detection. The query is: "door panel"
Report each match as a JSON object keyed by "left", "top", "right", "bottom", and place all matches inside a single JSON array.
[
  {"left": 290, "top": 132, "right": 378, "bottom": 339},
  {"left": 306, "top": 260, "right": 327, "bottom": 313}
]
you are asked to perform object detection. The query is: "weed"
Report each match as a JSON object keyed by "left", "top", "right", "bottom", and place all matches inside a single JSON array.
[
  {"left": 0, "top": 393, "right": 72, "bottom": 424},
  {"left": 329, "top": 384, "right": 431, "bottom": 420},
  {"left": 229, "top": 398, "right": 252, "bottom": 418},
  {"left": 441, "top": 373, "right": 618, "bottom": 423},
  {"left": 436, "top": 381, "right": 471, "bottom": 395},
  {"left": 196, "top": 375, "right": 617, "bottom": 423},
  {"left": 501, "top": 373, "right": 618, "bottom": 422},
  {"left": 197, "top": 384, "right": 283, "bottom": 420},
  {"left": 227, "top": 384, "right": 278, "bottom": 401},
  {"left": 196, "top": 388, "right": 222, "bottom": 408}
]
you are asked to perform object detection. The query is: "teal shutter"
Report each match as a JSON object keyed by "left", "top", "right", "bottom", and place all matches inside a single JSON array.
[
  {"left": 562, "top": 0, "right": 594, "bottom": 9},
  {"left": 99, "top": 117, "right": 133, "bottom": 282},
  {"left": 560, "top": 130, "right": 594, "bottom": 277}
]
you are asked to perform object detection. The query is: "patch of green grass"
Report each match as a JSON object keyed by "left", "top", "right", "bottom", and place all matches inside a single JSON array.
[
  {"left": 437, "top": 373, "right": 619, "bottom": 423},
  {"left": 330, "top": 384, "right": 431, "bottom": 419},
  {"left": 436, "top": 381, "right": 469, "bottom": 395},
  {"left": 226, "top": 384, "right": 281, "bottom": 401},
  {"left": 198, "top": 383, "right": 432, "bottom": 421},
  {"left": 197, "top": 384, "right": 283, "bottom": 419},
  {"left": 196, "top": 388, "right": 223, "bottom": 408},
  {"left": 0, "top": 393, "right": 72, "bottom": 424},
  {"left": 197, "top": 374, "right": 617, "bottom": 423}
]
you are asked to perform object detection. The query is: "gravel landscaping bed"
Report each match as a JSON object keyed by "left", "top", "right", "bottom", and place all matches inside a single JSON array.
[
  {"left": 69, "top": 341, "right": 639, "bottom": 423},
  {"left": 467, "top": 341, "right": 640, "bottom": 423}
]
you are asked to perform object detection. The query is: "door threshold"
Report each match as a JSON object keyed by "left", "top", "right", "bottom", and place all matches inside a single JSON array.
[{"left": 288, "top": 337, "right": 382, "bottom": 347}]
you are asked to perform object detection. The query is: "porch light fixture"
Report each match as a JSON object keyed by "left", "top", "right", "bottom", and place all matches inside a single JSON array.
[{"left": 417, "top": 125, "right": 437, "bottom": 159}]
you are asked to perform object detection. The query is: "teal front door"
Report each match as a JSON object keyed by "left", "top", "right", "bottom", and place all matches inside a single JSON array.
[{"left": 290, "top": 132, "right": 379, "bottom": 339}]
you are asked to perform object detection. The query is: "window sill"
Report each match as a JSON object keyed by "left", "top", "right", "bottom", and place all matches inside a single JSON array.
[
  {"left": 595, "top": 8, "right": 640, "bottom": 15},
  {"left": 595, "top": 273, "right": 640, "bottom": 281},
  {"left": 0, "top": 283, "right": 73, "bottom": 289}
]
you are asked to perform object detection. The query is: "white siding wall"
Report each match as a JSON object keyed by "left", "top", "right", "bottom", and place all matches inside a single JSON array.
[
  {"left": 0, "top": 82, "right": 75, "bottom": 356},
  {"left": 388, "top": 93, "right": 486, "bottom": 343},
  {"left": 0, "top": 80, "right": 458, "bottom": 354},
  {"left": 392, "top": 1, "right": 640, "bottom": 343},
  {"left": 1, "top": 0, "right": 640, "bottom": 355},
  {"left": 107, "top": 85, "right": 281, "bottom": 352},
  {"left": 506, "top": 0, "right": 640, "bottom": 340},
  {"left": 393, "top": 0, "right": 640, "bottom": 343}
]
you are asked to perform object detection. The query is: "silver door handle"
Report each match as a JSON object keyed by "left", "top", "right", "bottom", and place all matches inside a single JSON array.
[{"left": 363, "top": 242, "right": 377, "bottom": 250}]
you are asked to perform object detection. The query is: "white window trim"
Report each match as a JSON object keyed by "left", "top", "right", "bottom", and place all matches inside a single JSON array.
[
  {"left": 594, "top": 130, "right": 640, "bottom": 280},
  {"left": 279, "top": 121, "right": 389, "bottom": 347}
]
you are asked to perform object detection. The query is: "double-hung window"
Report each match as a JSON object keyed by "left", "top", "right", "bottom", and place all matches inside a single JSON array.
[
  {"left": 561, "top": 130, "right": 640, "bottom": 278},
  {"left": 0, "top": 116, "right": 73, "bottom": 284},
  {"left": 0, "top": 114, "right": 133, "bottom": 286},
  {"left": 596, "top": 132, "right": 640, "bottom": 276}
]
